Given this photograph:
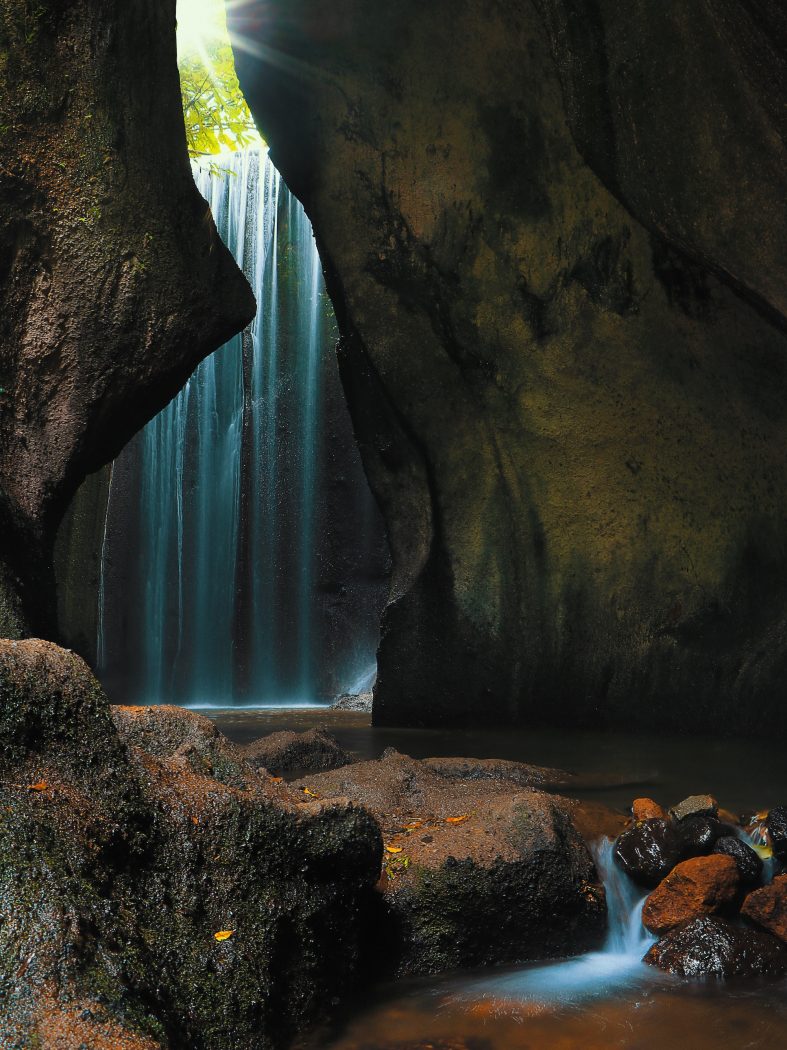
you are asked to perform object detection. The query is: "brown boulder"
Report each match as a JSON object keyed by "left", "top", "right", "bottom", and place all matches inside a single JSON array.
[
  {"left": 642, "top": 855, "right": 740, "bottom": 934},
  {"left": 292, "top": 749, "right": 606, "bottom": 975},
  {"left": 741, "top": 875, "right": 787, "bottom": 944},
  {"left": 242, "top": 726, "right": 353, "bottom": 775},
  {"left": 632, "top": 798, "right": 668, "bottom": 822}
]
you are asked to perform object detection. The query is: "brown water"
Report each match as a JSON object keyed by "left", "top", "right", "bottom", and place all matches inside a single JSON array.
[{"left": 209, "top": 708, "right": 787, "bottom": 1049}]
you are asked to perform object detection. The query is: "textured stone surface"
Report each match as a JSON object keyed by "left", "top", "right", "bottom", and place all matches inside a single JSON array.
[
  {"left": 0, "top": 0, "right": 254, "bottom": 632},
  {"left": 614, "top": 819, "right": 682, "bottom": 887},
  {"left": 741, "top": 875, "right": 787, "bottom": 944},
  {"left": 243, "top": 727, "right": 353, "bottom": 775},
  {"left": 0, "top": 640, "right": 382, "bottom": 1050},
  {"left": 231, "top": 0, "right": 787, "bottom": 733},
  {"left": 670, "top": 795, "right": 718, "bottom": 823},
  {"left": 632, "top": 798, "right": 668, "bottom": 822},
  {"left": 642, "top": 855, "right": 740, "bottom": 935},
  {"left": 291, "top": 750, "right": 606, "bottom": 975},
  {"left": 644, "top": 916, "right": 787, "bottom": 978},
  {"left": 768, "top": 807, "right": 787, "bottom": 860},
  {"left": 675, "top": 815, "right": 725, "bottom": 857}
]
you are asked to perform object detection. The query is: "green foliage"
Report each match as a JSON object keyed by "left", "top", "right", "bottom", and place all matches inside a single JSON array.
[
  {"left": 180, "top": 44, "right": 260, "bottom": 164},
  {"left": 177, "top": 1, "right": 262, "bottom": 167}
]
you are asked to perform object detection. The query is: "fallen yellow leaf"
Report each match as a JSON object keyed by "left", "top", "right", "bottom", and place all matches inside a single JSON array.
[
  {"left": 404, "top": 820, "right": 424, "bottom": 830},
  {"left": 445, "top": 815, "right": 469, "bottom": 824},
  {"left": 27, "top": 781, "right": 49, "bottom": 792},
  {"left": 214, "top": 930, "right": 234, "bottom": 942},
  {"left": 303, "top": 788, "right": 319, "bottom": 798},
  {"left": 270, "top": 777, "right": 283, "bottom": 784},
  {"left": 385, "top": 845, "right": 404, "bottom": 854}
]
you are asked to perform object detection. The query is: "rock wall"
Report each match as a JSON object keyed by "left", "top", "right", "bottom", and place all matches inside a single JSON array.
[
  {"left": 230, "top": 0, "right": 787, "bottom": 732},
  {"left": 0, "top": 0, "right": 254, "bottom": 633}
]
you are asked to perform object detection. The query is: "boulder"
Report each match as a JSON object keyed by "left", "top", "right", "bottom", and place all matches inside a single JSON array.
[
  {"left": 713, "top": 836, "right": 763, "bottom": 887},
  {"left": 331, "top": 692, "right": 374, "bottom": 712},
  {"left": 670, "top": 795, "right": 718, "bottom": 822},
  {"left": 242, "top": 727, "right": 353, "bottom": 775},
  {"left": 644, "top": 916, "right": 787, "bottom": 978},
  {"left": 0, "top": 640, "right": 382, "bottom": 1050},
  {"left": 641, "top": 855, "right": 740, "bottom": 935},
  {"left": 768, "top": 807, "right": 787, "bottom": 861},
  {"left": 111, "top": 704, "right": 253, "bottom": 788},
  {"left": 675, "top": 815, "right": 725, "bottom": 857},
  {"left": 291, "top": 749, "right": 606, "bottom": 975},
  {"left": 614, "top": 819, "right": 683, "bottom": 886},
  {"left": 632, "top": 798, "right": 668, "bottom": 822},
  {"left": 741, "top": 875, "right": 787, "bottom": 944}
]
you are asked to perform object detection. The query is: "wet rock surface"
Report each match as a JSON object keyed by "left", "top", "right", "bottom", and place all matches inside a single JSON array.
[
  {"left": 675, "top": 815, "right": 725, "bottom": 855},
  {"left": 741, "top": 876, "right": 787, "bottom": 944},
  {"left": 712, "top": 835, "right": 763, "bottom": 886},
  {"left": 632, "top": 798, "right": 668, "bottom": 822},
  {"left": 644, "top": 916, "right": 787, "bottom": 978},
  {"left": 291, "top": 749, "right": 607, "bottom": 975},
  {"left": 670, "top": 795, "right": 718, "bottom": 823},
  {"left": 0, "top": 640, "right": 382, "bottom": 1050},
  {"left": 242, "top": 726, "right": 353, "bottom": 775},
  {"left": 614, "top": 819, "right": 683, "bottom": 886},
  {"left": 642, "top": 856, "right": 740, "bottom": 935},
  {"left": 768, "top": 807, "right": 787, "bottom": 860}
]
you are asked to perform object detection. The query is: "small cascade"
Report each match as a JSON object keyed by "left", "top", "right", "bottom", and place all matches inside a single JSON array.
[
  {"left": 96, "top": 148, "right": 388, "bottom": 707},
  {"left": 593, "top": 836, "right": 654, "bottom": 957},
  {"left": 455, "top": 837, "right": 655, "bottom": 1006}
]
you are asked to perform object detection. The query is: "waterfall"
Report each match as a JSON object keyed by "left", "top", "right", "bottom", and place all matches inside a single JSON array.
[
  {"left": 96, "top": 148, "right": 387, "bottom": 707},
  {"left": 454, "top": 837, "right": 655, "bottom": 1006}
]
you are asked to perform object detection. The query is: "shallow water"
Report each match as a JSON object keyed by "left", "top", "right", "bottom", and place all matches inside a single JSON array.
[
  {"left": 211, "top": 708, "right": 787, "bottom": 1049},
  {"left": 210, "top": 708, "right": 787, "bottom": 814}
]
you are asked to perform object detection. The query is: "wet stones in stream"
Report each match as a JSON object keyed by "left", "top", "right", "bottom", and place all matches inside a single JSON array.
[
  {"left": 614, "top": 818, "right": 683, "bottom": 886},
  {"left": 644, "top": 916, "right": 787, "bottom": 977},
  {"left": 615, "top": 792, "right": 787, "bottom": 978},
  {"left": 741, "top": 875, "right": 787, "bottom": 943},
  {"left": 641, "top": 855, "right": 740, "bottom": 935},
  {"left": 712, "top": 835, "right": 763, "bottom": 886}
]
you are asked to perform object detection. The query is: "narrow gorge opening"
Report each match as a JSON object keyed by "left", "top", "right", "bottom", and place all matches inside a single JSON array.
[{"left": 57, "top": 0, "right": 389, "bottom": 708}]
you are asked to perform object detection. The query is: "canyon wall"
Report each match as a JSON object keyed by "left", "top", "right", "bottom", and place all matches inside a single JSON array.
[
  {"left": 0, "top": 0, "right": 254, "bottom": 633},
  {"left": 230, "top": 0, "right": 787, "bottom": 731}
]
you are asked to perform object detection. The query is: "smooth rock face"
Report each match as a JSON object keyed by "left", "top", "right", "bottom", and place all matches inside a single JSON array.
[
  {"left": 0, "top": 640, "right": 382, "bottom": 1050},
  {"left": 741, "top": 875, "right": 787, "bottom": 944},
  {"left": 230, "top": 0, "right": 787, "bottom": 733},
  {"left": 713, "top": 835, "right": 764, "bottom": 887},
  {"left": 642, "top": 855, "right": 740, "bottom": 935},
  {"left": 242, "top": 727, "right": 353, "bottom": 775},
  {"left": 675, "top": 815, "right": 724, "bottom": 856},
  {"left": 670, "top": 795, "right": 718, "bottom": 823},
  {"left": 614, "top": 819, "right": 683, "bottom": 886},
  {"left": 291, "top": 750, "right": 607, "bottom": 975},
  {"left": 0, "top": 0, "right": 254, "bottom": 631},
  {"left": 644, "top": 916, "right": 787, "bottom": 978},
  {"left": 768, "top": 807, "right": 787, "bottom": 861}
]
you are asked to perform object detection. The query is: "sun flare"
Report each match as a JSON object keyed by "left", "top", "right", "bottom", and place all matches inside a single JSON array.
[{"left": 177, "top": 0, "right": 226, "bottom": 58}]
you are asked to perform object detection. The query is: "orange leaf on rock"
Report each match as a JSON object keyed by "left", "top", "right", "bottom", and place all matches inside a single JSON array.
[
  {"left": 214, "top": 930, "right": 234, "bottom": 942},
  {"left": 385, "top": 845, "right": 404, "bottom": 854},
  {"left": 446, "top": 815, "right": 469, "bottom": 824},
  {"left": 27, "top": 781, "right": 49, "bottom": 792},
  {"left": 302, "top": 787, "right": 319, "bottom": 798}
]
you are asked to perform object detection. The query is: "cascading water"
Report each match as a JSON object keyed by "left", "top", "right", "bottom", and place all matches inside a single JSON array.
[
  {"left": 96, "top": 148, "right": 388, "bottom": 707},
  {"left": 455, "top": 837, "right": 655, "bottom": 1006}
]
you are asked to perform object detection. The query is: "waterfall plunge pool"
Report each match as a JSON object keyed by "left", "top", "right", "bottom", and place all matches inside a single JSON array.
[{"left": 314, "top": 836, "right": 787, "bottom": 1050}]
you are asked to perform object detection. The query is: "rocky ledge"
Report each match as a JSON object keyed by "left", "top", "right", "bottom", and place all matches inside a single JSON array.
[
  {"left": 0, "top": 641, "right": 613, "bottom": 1048},
  {"left": 613, "top": 793, "right": 787, "bottom": 978},
  {"left": 0, "top": 641, "right": 381, "bottom": 1050}
]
